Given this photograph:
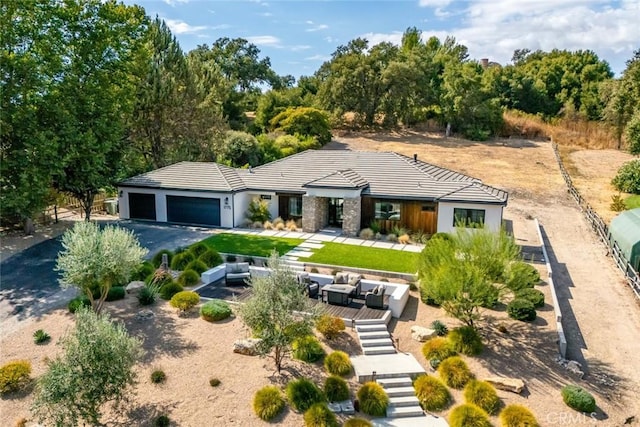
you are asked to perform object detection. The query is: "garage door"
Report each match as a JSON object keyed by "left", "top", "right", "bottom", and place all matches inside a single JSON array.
[
  {"left": 128, "top": 193, "right": 156, "bottom": 221},
  {"left": 166, "top": 195, "right": 220, "bottom": 226}
]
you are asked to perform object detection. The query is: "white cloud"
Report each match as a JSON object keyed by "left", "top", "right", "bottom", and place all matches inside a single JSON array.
[
  {"left": 163, "top": 0, "right": 189, "bottom": 6},
  {"left": 290, "top": 45, "right": 312, "bottom": 52},
  {"left": 359, "top": 31, "right": 404, "bottom": 47},
  {"left": 164, "top": 18, "right": 208, "bottom": 35},
  {"left": 260, "top": 12, "right": 273, "bottom": 17},
  {"left": 418, "top": 0, "right": 452, "bottom": 7},
  {"left": 325, "top": 36, "right": 337, "bottom": 43},
  {"left": 305, "top": 20, "right": 328, "bottom": 32},
  {"left": 306, "top": 54, "right": 331, "bottom": 61},
  {"left": 246, "top": 35, "right": 281, "bottom": 47},
  {"left": 211, "top": 24, "right": 231, "bottom": 30}
]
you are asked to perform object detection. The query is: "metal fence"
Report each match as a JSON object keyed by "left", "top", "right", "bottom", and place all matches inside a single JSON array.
[{"left": 552, "top": 143, "right": 640, "bottom": 300}]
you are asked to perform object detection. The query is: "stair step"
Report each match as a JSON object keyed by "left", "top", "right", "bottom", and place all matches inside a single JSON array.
[
  {"left": 386, "top": 406, "right": 424, "bottom": 418},
  {"left": 388, "top": 396, "right": 420, "bottom": 407},
  {"left": 377, "top": 377, "right": 413, "bottom": 388},
  {"left": 354, "top": 318, "right": 387, "bottom": 325},
  {"left": 357, "top": 331, "right": 390, "bottom": 340},
  {"left": 385, "top": 386, "right": 416, "bottom": 397},
  {"left": 363, "top": 346, "right": 396, "bottom": 355},
  {"left": 356, "top": 324, "right": 388, "bottom": 332},
  {"left": 360, "top": 338, "right": 394, "bottom": 347}
]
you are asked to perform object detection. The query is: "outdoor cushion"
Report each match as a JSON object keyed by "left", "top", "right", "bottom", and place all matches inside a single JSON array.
[
  {"left": 334, "top": 272, "right": 349, "bottom": 284},
  {"left": 348, "top": 273, "right": 362, "bottom": 286}
]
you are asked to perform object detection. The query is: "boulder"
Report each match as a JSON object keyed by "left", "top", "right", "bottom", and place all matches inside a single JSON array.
[
  {"left": 566, "top": 360, "right": 584, "bottom": 379},
  {"left": 126, "top": 281, "right": 146, "bottom": 295},
  {"left": 135, "top": 309, "right": 155, "bottom": 321},
  {"left": 233, "top": 338, "right": 262, "bottom": 356},
  {"left": 411, "top": 325, "right": 437, "bottom": 342},
  {"left": 484, "top": 377, "right": 526, "bottom": 394}
]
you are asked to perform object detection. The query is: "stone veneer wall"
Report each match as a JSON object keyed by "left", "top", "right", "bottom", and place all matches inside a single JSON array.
[
  {"left": 302, "top": 196, "right": 328, "bottom": 232},
  {"left": 342, "top": 197, "right": 361, "bottom": 236}
]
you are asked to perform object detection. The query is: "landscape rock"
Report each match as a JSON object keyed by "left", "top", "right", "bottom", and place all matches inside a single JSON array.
[
  {"left": 233, "top": 338, "right": 262, "bottom": 356},
  {"left": 556, "top": 356, "right": 585, "bottom": 379},
  {"left": 411, "top": 325, "right": 437, "bottom": 342},
  {"left": 135, "top": 309, "right": 155, "bottom": 321},
  {"left": 484, "top": 377, "right": 526, "bottom": 394},
  {"left": 126, "top": 281, "right": 146, "bottom": 295}
]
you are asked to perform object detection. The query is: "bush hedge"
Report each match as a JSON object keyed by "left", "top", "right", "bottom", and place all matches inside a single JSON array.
[
  {"left": 324, "top": 351, "right": 352, "bottom": 376},
  {"left": 178, "top": 269, "right": 201, "bottom": 287},
  {"left": 413, "top": 374, "right": 451, "bottom": 411},
  {"left": 68, "top": 295, "right": 91, "bottom": 313},
  {"left": 316, "top": 314, "right": 345, "bottom": 339},
  {"left": 105, "top": 286, "right": 126, "bottom": 302},
  {"left": 463, "top": 380, "right": 500, "bottom": 415},
  {"left": 185, "top": 259, "right": 208, "bottom": 275},
  {"left": 292, "top": 335, "right": 325, "bottom": 363},
  {"left": 612, "top": 159, "right": 640, "bottom": 194},
  {"left": 286, "top": 378, "right": 325, "bottom": 413},
  {"left": 561, "top": 385, "right": 596, "bottom": 412},
  {"left": 357, "top": 382, "right": 388, "bottom": 417},
  {"left": 0, "top": 360, "right": 31, "bottom": 394},
  {"left": 189, "top": 242, "right": 209, "bottom": 257},
  {"left": 253, "top": 385, "right": 285, "bottom": 421},
  {"left": 200, "top": 299, "right": 232, "bottom": 322},
  {"left": 422, "top": 337, "right": 456, "bottom": 361},
  {"left": 343, "top": 418, "right": 373, "bottom": 427},
  {"left": 507, "top": 298, "right": 537, "bottom": 321},
  {"left": 170, "top": 251, "right": 195, "bottom": 271},
  {"left": 449, "top": 403, "right": 492, "bottom": 427},
  {"left": 506, "top": 261, "right": 540, "bottom": 291},
  {"left": 199, "top": 249, "right": 223, "bottom": 268},
  {"left": 324, "top": 376, "right": 349, "bottom": 402},
  {"left": 169, "top": 291, "right": 200, "bottom": 313},
  {"left": 159, "top": 281, "right": 184, "bottom": 300},
  {"left": 449, "top": 326, "right": 483, "bottom": 356},
  {"left": 500, "top": 404, "right": 540, "bottom": 427},
  {"left": 132, "top": 261, "right": 155, "bottom": 281},
  {"left": 152, "top": 249, "right": 174, "bottom": 268},
  {"left": 516, "top": 288, "right": 545, "bottom": 308},
  {"left": 303, "top": 403, "right": 338, "bottom": 427},
  {"left": 438, "top": 356, "right": 474, "bottom": 389}
]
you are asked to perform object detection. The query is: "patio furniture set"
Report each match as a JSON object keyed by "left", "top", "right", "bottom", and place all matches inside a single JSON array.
[{"left": 301, "top": 271, "right": 386, "bottom": 309}]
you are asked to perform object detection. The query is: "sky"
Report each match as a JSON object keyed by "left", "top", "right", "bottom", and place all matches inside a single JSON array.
[{"left": 127, "top": 0, "right": 640, "bottom": 79}]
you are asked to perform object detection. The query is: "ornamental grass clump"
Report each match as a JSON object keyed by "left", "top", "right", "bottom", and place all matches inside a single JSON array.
[
  {"left": 431, "top": 320, "right": 448, "bottom": 336},
  {"left": 422, "top": 336, "right": 456, "bottom": 361},
  {"left": 324, "top": 376, "right": 349, "bottom": 402},
  {"left": 138, "top": 284, "right": 160, "bottom": 306},
  {"left": 316, "top": 314, "right": 345, "bottom": 339},
  {"left": 200, "top": 299, "right": 232, "bottom": 322},
  {"left": 303, "top": 403, "right": 338, "bottom": 427},
  {"left": 324, "top": 351, "right": 352, "bottom": 376},
  {"left": 343, "top": 418, "right": 373, "bottom": 427},
  {"left": 413, "top": 374, "right": 451, "bottom": 411},
  {"left": 463, "top": 380, "right": 501, "bottom": 415},
  {"left": 292, "top": 335, "right": 325, "bottom": 363},
  {"left": 286, "top": 378, "right": 325, "bottom": 412},
  {"left": 150, "top": 369, "right": 166, "bottom": 384},
  {"left": 438, "top": 356, "right": 474, "bottom": 389},
  {"left": 253, "top": 385, "right": 285, "bottom": 421},
  {"left": 449, "top": 326, "right": 483, "bottom": 356},
  {"left": 448, "top": 403, "right": 492, "bottom": 427},
  {"left": 561, "top": 385, "right": 596, "bottom": 412},
  {"left": 356, "top": 382, "right": 388, "bottom": 417},
  {"left": 33, "top": 329, "right": 51, "bottom": 345},
  {"left": 500, "top": 404, "right": 540, "bottom": 427},
  {"left": 169, "top": 291, "right": 200, "bottom": 314}
]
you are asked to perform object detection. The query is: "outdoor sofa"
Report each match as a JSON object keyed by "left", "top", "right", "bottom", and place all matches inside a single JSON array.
[{"left": 225, "top": 262, "right": 251, "bottom": 285}]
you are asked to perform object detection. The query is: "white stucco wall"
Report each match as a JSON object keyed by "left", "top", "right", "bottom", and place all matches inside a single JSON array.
[
  {"left": 234, "top": 192, "right": 279, "bottom": 226},
  {"left": 436, "top": 202, "right": 503, "bottom": 233}
]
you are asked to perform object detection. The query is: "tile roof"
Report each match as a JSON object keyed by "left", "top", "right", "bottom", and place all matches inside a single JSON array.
[
  {"left": 303, "top": 169, "right": 368, "bottom": 189},
  {"left": 119, "top": 162, "right": 244, "bottom": 192}
]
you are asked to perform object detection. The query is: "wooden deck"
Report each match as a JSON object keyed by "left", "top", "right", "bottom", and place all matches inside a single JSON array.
[{"left": 196, "top": 281, "right": 390, "bottom": 322}]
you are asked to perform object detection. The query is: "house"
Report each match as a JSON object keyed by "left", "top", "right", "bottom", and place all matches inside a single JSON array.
[{"left": 117, "top": 150, "right": 508, "bottom": 236}]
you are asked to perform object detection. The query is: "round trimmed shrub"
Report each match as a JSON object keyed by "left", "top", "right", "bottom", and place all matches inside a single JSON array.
[
  {"left": 199, "top": 249, "right": 223, "bottom": 268},
  {"left": 0, "top": 360, "right": 31, "bottom": 394},
  {"left": 286, "top": 378, "right": 325, "bottom": 412},
  {"left": 500, "top": 404, "right": 540, "bottom": 427},
  {"left": 422, "top": 337, "right": 456, "bottom": 361},
  {"left": 185, "top": 259, "right": 208, "bottom": 275},
  {"left": 357, "top": 382, "right": 388, "bottom": 417},
  {"left": 324, "top": 375, "right": 349, "bottom": 402},
  {"left": 316, "top": 314, "right": 345, "bottom": 339},
  {"left": 438, "top": 356, "right": 474, "bottom": 389},
  {"left": 343, "top": 418, "right": 373, "bottom": 427},
  {"left": 304, "top": 403, "right": 338, "bottom": 427},
  {"left": 200, "top": 299, "right": 232, "bottom": 322},
  {"left": 506, "top": 261, "right": 540, "bottom": 291},
  {"left": 68, "top": 295, "right": 91, "bottom": 313},
  {"left": 463, "top": 380, "right": 500, "bottom": 415},
  {"left": 507, "top": 298, "right": 537, "bottom": 321},
  {"left": 132, "top": 261, "right": 155, "bottom": 281},
  {"left": 293, "top": 335, "right": 325, "bottom": 363},
  {"left": 253, "top": 385, "right": 285, "bottom": 421},
  {"left": 160, "top": 281, "right": 184, "bottom": 300},
  {"left": 449, "top": 403, "right": 492, "bottom": 427},
  {"left": 152, "top": 249, "right": 174, "bottom": 268},
  {"left": 178, "top": 269, "right": 200, "bottom": 287},
  {"left": 105, "top": 286, "right": 126, "bottom": 302},
  {"left": 413, "top": 374, "right": 451, "bottom": 411},
  {"left": 170, "top": 291, "right": 200, "bottom": 312},
  {"left": 151, "top": 369, "right": 166, "bottom": 384},
  {"left": 449, "top": 326, "right": 483, "bottom": 356},
  {"left": 561, "top": 385, "right": 596, "bottom": 412},
  {"left": 189, "top": 242, "right": 209, "bottom": 257},
  {"left": 155, "top": 415, "right": 170, "bottom": 427},
  {"left": 324, "top": 351, "right": 352, "bottom": 376},
  {"left": 516, "top": 288, "right": 545, "bottom": 308},
  {"left": 170, "top": 251, "right": 195, "bottom": 271}
]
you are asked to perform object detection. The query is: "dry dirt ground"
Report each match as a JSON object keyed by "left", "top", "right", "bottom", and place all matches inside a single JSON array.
[{"left": 2, "top": 132, "right": 640, "bottom": 426}]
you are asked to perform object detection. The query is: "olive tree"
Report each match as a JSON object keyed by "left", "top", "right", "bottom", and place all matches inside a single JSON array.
[{"left": 56, "top": 222, "right": 147, "bottom": 313}]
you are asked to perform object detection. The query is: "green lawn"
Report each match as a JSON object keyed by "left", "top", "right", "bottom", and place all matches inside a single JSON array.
[
  {"left": 199, "top": 233, "right": 304, "bottom": 257},
  {"left": 625, "top": 195, "right": 640, "bottom": 210},
  {"left": 307, "top": 242, "right": 419, "bottom": 274}
]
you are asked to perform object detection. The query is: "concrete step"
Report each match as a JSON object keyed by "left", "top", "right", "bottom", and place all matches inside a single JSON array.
[
  {"left": 360, "top": 338, "right": 394, "bottom": 347},
  {"left": 386, "top": 406, "right": 424, "bottom": 418},
  {"left": 388, "top": 396, "right": 420, "bottom": 408},
  {"left": 356, "top": 324, "right": 388, "bottom": 333},
  {"left": 354, "top": 318, "right": 387, "bottom": 326},
  {"left": 363, "top": 346, "right": 396, "bottom": 355},
  {"left": 377, "top": 377, "right": 413, "bottom": 388},
  {"left": 357, "top": 331, "right": 390, "bottom": 340},
  {"left": 385, "top": 386, "right": 416, "bottom": 397}
]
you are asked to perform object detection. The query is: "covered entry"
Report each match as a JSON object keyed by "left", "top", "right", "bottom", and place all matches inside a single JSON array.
[
  {"left": 128, "top": 193, "right": 156, "bottom": 221},
  {"left": 166, "top": 195, "right": 220, "bottom": 226}
]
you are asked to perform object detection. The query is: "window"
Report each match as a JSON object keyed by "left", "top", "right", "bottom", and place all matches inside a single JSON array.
[
  {"left": 375, "top": 201, "right": 401, "bottom": 221},
  {"left": 453, "top": 208, "right": 485, "bottom": 227},
  {"left": 289, "top": 196, "right": 302, "bottom": 217}
]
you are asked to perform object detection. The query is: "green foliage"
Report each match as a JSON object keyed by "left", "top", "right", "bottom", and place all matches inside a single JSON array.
[
  {"left": 448, "top": 403, "right": 492, "bottom": 427},
  {"left": 105, "top": 286, "right": 125, "bottom": 302},
  {"left": 438, "top": 356, "right": 474, "bottom": 389},
  {"left": 185, "top": 260, "right": 208, "bottom": 275},
  {"left": 431, "top": 320, "right": 449, "bottom": 336},
  {"left": 0, "top": 360, "right": 31, "bottom": 394},
  {"left": 505, "top": 262, "right": 540, "bottom": 292},
  {"left": 610, "top": 193, "right": 626, "bottom": 212},
  {"left": 422, "top": 337, "right": 456, "bottom": 361},
  {"left": 219, "top": 130, "right": 260, "bottom": 167},
  {"left": 293, "top": 336, "right": 326, "bottom": 363},
  {"left": 625, "top": 194, "right": 640, "bottom": 209},
  {"left": 199, "top": 233, "right": 303, "bottom": 257},
  {"left": 625, "top": 111, "right": 640, "bottom": 155},
  {"left": 155, "top": 415, "right": 170, "bottom": 427},
  {"left": 189, "top": 242, "right": 209, "bottom": 257},
  {"left": 286, "top": 378, "right": 325, "bottom": 413},
  {"left": 152, "top": 250, "right": 174, "bottom": 268},
  {"left": 308, "top": 242, "right": 419, "bottom": 274},
  {"left": 324, "top": 351, "right": 352, "bottom": 376},
  {"left": 132, "top": 261, "right": 156, "bottom": 281},
  {"left": 270, "top": 107, "right": 332, "bottom": 145},
  {"left": 170, "top": 251, "right": 196, "bottom": 271},
  {"left": 316, "top": 314, "right": 346, "bottom": 339},
  {"left": 507, "top": 298, "right": 537, "bottom": 321},
  {"left": 68, "top": 295, "right": 91, "bottom": 313},
  {"left": 515, "top": 288, "right": 545, "bottom": 308},
  {"left": 209, "top": 378, "right": 221, "bottom": 387},
  {"left": 160, "top": 281, "right": 184, "bottom": 300},
  {"left": 500, "top": 404, "right": 540, "bottom": 427},
  {"left": 449, "top": 326, "right": 484, "bottom": 356},
  {"left": 612, "top": 160, "right": 640, "bottom": 194},
  {"left": 150, "top": 370, "right": 166, "bottom": 384},
  {"left": 561, "top": 385, "right": 596, "bottom": 412},
  {"left": 32, "top": 308, "right": 142, "bottom": 426},
  {"left": 169, "top": 291, "right": 200, "bottom": 313},
  {"left": 200, "top": 299, "right": 232, "bottom": 322},
  {"left": 34, "top": 329, "right": 51, "bottom": 345},
  {"left": 344, "top": 418, "right": 373, "bottom": 427},
  {"left": 413, "top": 375, "right": 451, "bottom": 411},
  {"left": 199, "top": 249, "right": 223, "bottom": 268},
  {"left": 356, "top": 382, "right": 388, "bottom": 417},
  {"left": 324, "top": 376, "right": 349, "bottom": 402},
  {"left": 463, "top": 380, "right": 500, "bottom": 415},
  {"left": 246, "top": 197, "right": 272, "bottom": 223},
  {"left": 304, "top": 403, "right": 338, "bottom": 427},
  {"left": 253, "top": 385, "right": 285, "bottom": 421},
  {"left": 178, "top": 269, "right": 201, "bottom": 287},
  {"left": 138, "top": 284, "right": 160, "bottom": 306}
]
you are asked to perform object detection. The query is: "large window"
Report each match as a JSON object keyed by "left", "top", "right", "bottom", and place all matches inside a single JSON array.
[
  {"left": 453, "top": 208, "right": 485, "bottom": 227},
  {"left": 289, "top": 196, "right": 302, "bottom": 217},
  {"left": 375, "top": 201, "right": 401, "bottom": 221}
]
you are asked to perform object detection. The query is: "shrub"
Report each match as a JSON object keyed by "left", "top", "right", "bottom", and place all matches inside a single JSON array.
[
  {"left": 324, "top": 375, "right": 349, "bottom": 402},
  {"left": 430, "top": 232, "right": 452, "bottom": 242},
  {"left": 253, "top": 385, "right": 285, "bottom": 421},
  {"left": 15, "top": 418, "right": 27, "bottom": 427},
  {"left": 561, "top": 385, "right": 596, "bottom": 412},
  {"left": 149, "top": 269, "right": 173, "bottom": 287},
  {"left": 356, "top": 382, "right": 388, "bottom": 417},
  {"left": 138, "top": 284, "right": 159, "bottom": 305},
  {"left": 155, "top": 415, "right": 170, "bottom": 427},
  {"left": 159, "top": 281, "right": 183, "bottom": 300},
  {"left": 516, "top": 288, "right": 545, "bottom": 308},
  {"left": 226, "top": 254, "right": 237, "bottom": 262},
  {"left": 209, "top": 378, "right": 221, "bottom": 387},
  {"left": 398, "top": 234, "right": 411, "bottom": 244},
  {"left": 33, "top": 329, "right": 51, "bottom": 344},
  {"left": 170, "top": 291, "right": 200, "bottom": 313},
  {"left": 150, "top": 369, "right": 166, "bottom": 384},
  {"left": 387, "top": 233, "right": 398, "bottom": 242},
  {"left": 438, "top": 356, "right": 474, "bottom": 389},
  {"left": 68, "top": 295, "right": 91, "bottom": 313},
  {"left": 286, "top": 378, "right": 325, "bottom": 412},
  {"left": 464, "top": 380, "right": 500, "bottom": 415},
  {"left": 185, "top": 259, "right": 208, "bottom": 275},
  {"left": 293, "top": 335, "right": 325, "bottom": 363},
  {"left": 449, "top": 326, "right": 483, "bottom": 356},
  {"left": 500, "top": 404, "right": 540, "bottom": 427},
  {"left": 343, "top": 418, "right": 373, "bottom": 427},
  {"left": 178, "top": 269, "right": 201, "bottom": 287},
  {"left": 170, "top": 251, "right": 195, "bottom": 271},
  {"left": 286, "top": 219, "right": 298, "bottom": 231},
  {"left": 359, "top": 228, "right": 374, "bottom": 240},
  {"left": 200, "top": 299, "right": 232, "bottom": 322},
  {"left": 105, "top": 286, "right": 126, "bottom": 302},
  {"left": 422, "top": 337, "right": 456, "bottom": 361},
  {"left": 131, "top": 261, "right": 155, "bottom": 281},
  {"left": 431, "top": 320, "right": 449, "bottom": 336},
  {"left": 505, "top": 261, "right": 540, "bottom": 291},
  {"left": 612, "top": 159, "right": 640, "bottom": 194},
  {"left": 449, "top": 403, "right": 492, "bottom": 427},
  {"left": 304, "top": 403, "right": 338, "bottom": 427},
  {"left": 270, "top": 107, "right": 332, "bottom": 145},
  {"left": 507, "top": 298, "right": 537, "bottom": 321},
  {"left": 413, "top": 374, "right": 451, "bottom": 411},
  {"left": 429, "top": 358, "right": 442, "bottom": 370},
  {"left": 0, "top": 360, "right": 31, "bottom": 394},
  {"left": 189, "top": 242, "right": 209, "bottom": 257},
  {"left": 316, "top": 314, "right": 345, "bottom": 339},
  {"left": 324, "top": 351, "right": 352, "bottom": 376},
  {"left": 151, "top": 249, "right": 173, "bottom": 268},
  {"left": 610, "top": 193, "right": 626, "bottom": 212},
  {"left": 246, "top": 197, "right": 272, "bottom": 223},
  {"left": 199, "top": 249, "right": 223, "bottom": 268}
]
